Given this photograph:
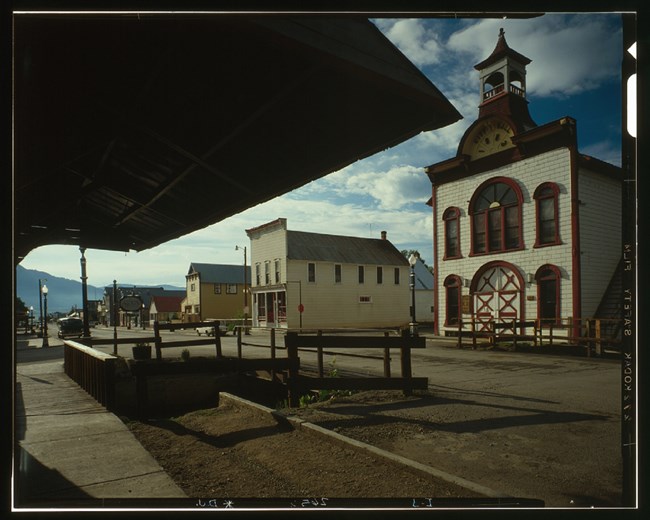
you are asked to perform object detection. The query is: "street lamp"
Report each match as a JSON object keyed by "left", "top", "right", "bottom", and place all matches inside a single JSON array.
[
  {"left": 38, "top": 278, "right": 47, "bottom": 337},
  {"left": 29, "top": 306, "right": 34, "bottom": 334},
  {"left": 235, "top": 245, "right": 249, "bottom": 334},
  {"left": 408, "top": 253, "right": 418, "bottom": 337},
  {"left": 80, "top": 247, "right": 90, "bottom": 338},
  {"left": 41, "top": 284, "right": 49, "bottom": 348}
]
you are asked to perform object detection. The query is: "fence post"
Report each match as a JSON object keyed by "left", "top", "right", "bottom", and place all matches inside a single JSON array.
[
  {"left": 286, "top": 332, "right": 300, "bottom": 407},
  {"left": 153, "top": 321, "right": 162, "bottom": 361},
  {"left": 383, "top": 331, "right": 391, "bottom": 378},
  {"left": 400, "top": 329, "right": 412, "bottom": 397},
  {"left": 471, "top": 319, "right": 477, "bottom": 350},
  {"left": 512, "top": 319, "right": 518, "bottom": 349},
  {"left": 270, "top": 328, "right": 276, "bottom": 380},
  {"left": 237, "top": 325, "right": 242, "bottom": 359},
  {"left": 595, "top": 319, "right": 602, "bottom": 357},
  {"left": 457, "top": 319, "right": 462, "bottom": 349},
  {"left": 215, "top": 321, "right": 222, "bottom": 358},
  {"left": 317, "top": 329, "right": 324, "bottom": 378}
]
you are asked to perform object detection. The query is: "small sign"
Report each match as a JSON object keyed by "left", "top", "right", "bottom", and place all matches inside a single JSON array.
[
  {"left": 298, "top": 303, "right": 304, "bottom": 313},
  {"left": 461, "top": 295, "right": 471, "bottom": 314},
  {"left": 120, "top": 295, "right": 143, "bottom": 312}
]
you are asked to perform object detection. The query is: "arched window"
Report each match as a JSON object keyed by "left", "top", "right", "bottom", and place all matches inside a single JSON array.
[
  {"left": 469, "top": 178, "right": 523, "bottom": 255},
  {"left": 535, "top": 264, "right": 561, "bottom": 325},
  {"left": 443, "top": 207, "right": 461, "bottom": 259},
  {"left": 534, "top": 182, "right": 560, "bottom": 247},
  {"left": 444, "top": 275, "right": 462, "bottom": 326}
]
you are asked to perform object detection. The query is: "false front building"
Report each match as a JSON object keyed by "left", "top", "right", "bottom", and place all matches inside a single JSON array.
[
  {"left": 426, "top": 29, "right": 622, "bottom": 339},
  {"left": 183, "top": 263, "right": 251, "bottom": 323},
  {"left": 245, "top": 218, "right": 411, "bottom": 329}
]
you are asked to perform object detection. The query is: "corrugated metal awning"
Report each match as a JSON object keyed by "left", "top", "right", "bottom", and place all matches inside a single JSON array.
[{"left": 14, "top": 14, "right": 462, "bottom": 261}]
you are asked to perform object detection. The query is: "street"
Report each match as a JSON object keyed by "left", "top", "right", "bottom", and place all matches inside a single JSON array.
[{"left": 16, "top": 325, "right": 625, "bottom": 506}]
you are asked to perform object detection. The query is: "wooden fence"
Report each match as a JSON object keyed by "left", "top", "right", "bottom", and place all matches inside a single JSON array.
[
  {"left": 63, "top": 340, "right": 117, "bottom": 410},
  {"left": 283, "top": 329, "right": 428, "bottom": 406},
  {"left": 449, "top": 317, "right": 622, "bottom": 356}
]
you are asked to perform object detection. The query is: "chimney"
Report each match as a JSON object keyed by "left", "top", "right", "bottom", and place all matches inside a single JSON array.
[{"left": 380, "top": 230, "right": 387, "bottom": 240}]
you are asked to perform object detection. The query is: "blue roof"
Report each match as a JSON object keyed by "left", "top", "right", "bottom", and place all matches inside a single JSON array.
[
  {"left": 188, "top": 263, "right": 251, "bottom": 284},
  {"left": 413, "top": 257, "right": 434, "bottom": 290}
]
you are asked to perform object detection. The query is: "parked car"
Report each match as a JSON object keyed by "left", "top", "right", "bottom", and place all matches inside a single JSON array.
[
  {"left": 195, "top": 319, "right": 228, "bottom": 336},
  {"left": 57, "top": 317, "right": 84, "bottom": 339}
]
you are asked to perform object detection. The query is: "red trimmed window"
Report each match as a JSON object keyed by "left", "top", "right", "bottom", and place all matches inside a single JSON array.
[
  {"left": 536, "top": 264, "right": 561, "bottom": 325},
  {"left": 443, "top": 207, "right": 461, "bottom": 259},
  {"left": 534, "top": 182, "right": 560, "bottom": 247},
  {"left": 444, "top": 275, "right": 462, "bottom": 326},
  {"left": 470, "top": 178, "right": 523, "bottom": 255}
]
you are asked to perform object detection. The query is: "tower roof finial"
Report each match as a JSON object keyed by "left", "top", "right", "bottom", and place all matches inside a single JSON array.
[{"left": 499, "top": 27, "right": 505, "bottom": 38}]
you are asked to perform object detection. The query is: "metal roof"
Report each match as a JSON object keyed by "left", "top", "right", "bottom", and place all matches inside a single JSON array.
[
  {"left": 413, "top": 257, "right": 434, "bottom": 290},
  {"left": 188, "top": 263, "right": 250, "bottom": 284},
  {"left": 287, "top": 231, "right": 408, "bottom": 266},
  {"left": 13, "top": 14, "right": 462, "bottom": 262}
]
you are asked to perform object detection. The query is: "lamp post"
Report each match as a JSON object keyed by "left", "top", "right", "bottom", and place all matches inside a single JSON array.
[
  {"left": 41, "top": 284, "right": 49, "bottom": 348},
  {"left": 235, "top": 245, "right": 249, "bottom": 334},
  {"left": 29, "top": 306, "right": 34, "bottom": 334},
  {"left": 80, "top": 247, "right": 90, "bottom": 338},
  {"left": 408, "top": 253, "right": 418, "bottom": 337},
  {"left": 38, "top": 278, "right": 46, "bottom": 337}
]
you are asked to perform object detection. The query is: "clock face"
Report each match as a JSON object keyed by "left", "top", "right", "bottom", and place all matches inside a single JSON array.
[{"left": 467, "top": 119, "right": 514, "bottom": 160}]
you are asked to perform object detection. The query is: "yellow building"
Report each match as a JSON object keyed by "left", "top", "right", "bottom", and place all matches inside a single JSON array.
[{"left": 182, "top": 263, "right": 250, "bottom": 323}]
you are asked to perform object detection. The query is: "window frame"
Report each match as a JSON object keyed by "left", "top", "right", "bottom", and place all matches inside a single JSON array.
[
  {"left": 533, "top": 182, "right": 561, "bottom": 247},
  {"left": 469, "top": 177, "right": 524, "bottom": 256},
  {"left": 358, "top": 265, "right": 365, "bottom": 284},
  {"left": 334, "top": 264, "right": 342, "bottom": 284},
  {"left": 535, "top": 264, "right": 561, "bottom": 325},
  {"left": 308, "top": 262, "right": 316, "bottom": 283},
  {"left": 442, "top": 207, "right": 462, "bottom": 259},
  {"left": 444, "top": 275, "right": 462, "bottom": 327}
]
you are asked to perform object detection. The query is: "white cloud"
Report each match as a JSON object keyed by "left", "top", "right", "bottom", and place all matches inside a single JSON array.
[
  {"left": 446, "top": 15, "right": 621, "bottom": 98},
  {"left": 375, "top": 19, "right": 444, "bottom": 67},
  {"left": 20, "top": 14, "right": 622, "bottom": 289}
]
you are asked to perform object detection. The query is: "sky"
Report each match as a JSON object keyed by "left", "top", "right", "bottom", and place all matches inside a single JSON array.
[{"left": 18, "top": 12, "right": 626, "bottom": 289}]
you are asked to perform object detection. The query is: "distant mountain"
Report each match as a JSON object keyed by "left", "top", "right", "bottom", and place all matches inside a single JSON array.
[
  {"left": 15, "top": 265, "right": 184, "bottom": 316},
  {"left": 16, "top": 265, "right": 105, "bottom": 315}
]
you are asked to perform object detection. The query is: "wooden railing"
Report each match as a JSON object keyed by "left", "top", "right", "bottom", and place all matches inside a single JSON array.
[
  {"left": 153, "top": 320, "right": 223, "bottom": 360},
  {"left": 283, "top": 329, "right": 427, "bottom": 407},
  {"left": 63, "top": 340, "right": 117, "bottom": 410},
  {"left": 448, "top": 317, "right": 623, "bottom": 356}
]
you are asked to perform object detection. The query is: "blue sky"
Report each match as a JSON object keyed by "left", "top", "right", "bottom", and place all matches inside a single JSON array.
[{"left": 18, "top": 13, "right": 626, "bottom": 288}]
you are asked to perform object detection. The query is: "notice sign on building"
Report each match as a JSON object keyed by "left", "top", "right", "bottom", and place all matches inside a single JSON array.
[{"left": 461, "top": 295, "right": 471, "bottom": 314}]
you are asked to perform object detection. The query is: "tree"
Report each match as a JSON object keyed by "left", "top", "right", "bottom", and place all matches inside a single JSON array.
[{"left": 400, "top": 250, "right": 433, "bottom": 274}]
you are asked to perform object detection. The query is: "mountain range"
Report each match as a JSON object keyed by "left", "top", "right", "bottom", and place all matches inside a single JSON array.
[{"left": 15, "top": 265, "right": 184, "bottom": 315}]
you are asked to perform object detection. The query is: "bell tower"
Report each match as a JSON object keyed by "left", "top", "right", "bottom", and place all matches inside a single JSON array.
[{"left": 474, "top": 28, "right": 537, "bottom": 131}]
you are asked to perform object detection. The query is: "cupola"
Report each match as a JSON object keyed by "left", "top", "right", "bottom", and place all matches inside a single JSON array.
[{"left": 473, "top": 28, "right": 537, "bottom": 131}]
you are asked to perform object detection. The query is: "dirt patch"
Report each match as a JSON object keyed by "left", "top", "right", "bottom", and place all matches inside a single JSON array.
[
  {"left": 124, "top": 387, "right": 621, "bottom": 508},
  {"left": 123, "top": 393, "right": 482, "bottom": 501}
]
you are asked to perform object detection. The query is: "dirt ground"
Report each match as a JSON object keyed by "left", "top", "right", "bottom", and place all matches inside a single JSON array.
[
  {"left": 124, "top": 387, "right": 622, "bottom": 509},
  {"left": 124, "top": 393, "right": 483, "bottom": 503}
]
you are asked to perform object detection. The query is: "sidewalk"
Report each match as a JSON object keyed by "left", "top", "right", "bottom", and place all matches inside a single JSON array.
[{"left": 14, "top": 348, "right": 186, "bottom": 509}]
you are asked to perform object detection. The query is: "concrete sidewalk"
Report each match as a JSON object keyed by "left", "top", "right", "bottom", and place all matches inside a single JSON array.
[{"left": 14, "top": 356, "right": 186, "bottom": 509}]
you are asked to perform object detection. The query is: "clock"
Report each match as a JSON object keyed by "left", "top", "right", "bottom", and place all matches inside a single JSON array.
[{"left": 466, "top": 118, "right": 515, "bottom": 160}]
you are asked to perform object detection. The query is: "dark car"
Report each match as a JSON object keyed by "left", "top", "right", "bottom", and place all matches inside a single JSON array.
[{"left": 57, "top": 317, "right": 84, "bottom": 339}]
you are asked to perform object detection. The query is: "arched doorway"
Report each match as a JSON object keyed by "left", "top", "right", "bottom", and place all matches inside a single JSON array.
[{"left": 471, "top": 261, "right": 524, "bottom": 335}]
